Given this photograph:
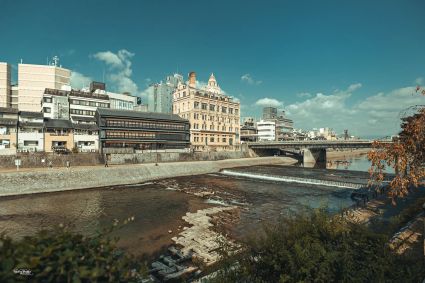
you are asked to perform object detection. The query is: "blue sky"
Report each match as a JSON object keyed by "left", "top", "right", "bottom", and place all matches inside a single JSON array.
[{"left": 1, "top": 0, "right": 424, "bottom": 137}]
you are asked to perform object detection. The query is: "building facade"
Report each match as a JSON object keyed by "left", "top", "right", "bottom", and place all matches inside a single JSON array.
[
  {"left": 18, "top": 111, "right": 44, "bottom": 152},
  {"left": 262, "top": 107, "right": 294, "bottom": 141},
  {"left": 107, "top": 91, "right": 137, "bottom": 111},
  {"left": 173, "top": 72, "right": 240, "bottom": 151},
  {"left": 96, "top": 108, "right": 190, "bottom": 152},
  {"left": 72, "top": 116, "right": 99, "bottom": 152},
  {"left": 257, "top": 120, "right": 276, "bottom": 141},
  {"left": 42, "top": 88, "right": 110, "bottom": 120},
  {"left": 44, "top": 119, "right": 74, "bottom": 152},
  {"left": 18, "top": 60, "right": 71, "bottom": 112},
  {"left": 0, "top": 107, "right": 18, "bottom": 155},
  {"left": 0, "top": 63, "right": 11, "bottom": 108},
  {"left": 240, "top": 117, "right": 258, "bottom": 142},
  {"left": 147, "top": 74, "right": 183, "bottom": 113}
]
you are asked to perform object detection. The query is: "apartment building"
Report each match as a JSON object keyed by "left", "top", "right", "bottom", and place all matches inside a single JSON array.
[
  {"left": 0, "top": 63, "right": 11, "bottom": 108},
  {"left": 173, "top": 72, "right": 240, "bottom": 151},
  {"left": 18, "top": 59, "right": 71, "bottom": 112}
]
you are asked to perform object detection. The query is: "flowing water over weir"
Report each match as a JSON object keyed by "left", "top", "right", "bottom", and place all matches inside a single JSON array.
[{"left": 221, "top": 169, "right": 365, "bottom": 189}]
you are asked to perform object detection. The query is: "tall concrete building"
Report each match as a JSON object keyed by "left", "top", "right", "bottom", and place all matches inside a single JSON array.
[
  {"left": 18, "top": 58, "right": 71, "bottom": 112},
  {"left": 0, "top": 63, "right": 11, "bottom": 108},
  {"left": 147, "top": 74, "right": 183, "bottom": 113},
  {"left": 173, "top": 72, "right": 240, "bottom": 151}
]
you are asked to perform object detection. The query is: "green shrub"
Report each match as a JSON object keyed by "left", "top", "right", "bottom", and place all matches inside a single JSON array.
[
  {"left": 0, "top": 220, "right": 145, "bottom": 282},
  {"left": 211, "top": 208, "right": 425, "bottom": 283}
]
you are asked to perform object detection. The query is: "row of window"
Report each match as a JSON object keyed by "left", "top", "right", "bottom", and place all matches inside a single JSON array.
[
  {"left": 193, "top": 136, "right": 231, "bottom": 143},
  {"left": 103, "top": 130, "right": 189, "bottom": 141},
  {"left": 70, "top": 99, "right": 109, "bottom": 108},
  {"left": 105, "top": 119, "right": 187, "bottom": 131},
  {"left": 70, "top": 109, "right": 96, "bottom": 116},
  {"left": 43, "top": 97, "right": 110, "bottom": 109},
  {"left": 192, "top": 123, "right": 238, "bottom": 132},
  {"left": 177, "top": 102, "right": 239, "bottom": 115},
  {"left": 193, "top": 113, "right": 239, "bottom": 124}
]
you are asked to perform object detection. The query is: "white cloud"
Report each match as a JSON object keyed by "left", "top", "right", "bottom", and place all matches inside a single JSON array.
[
  {"left": 347, "top": 83, "right": 362, "bottom": 92},
  {"left": 285, "top": 83, "right": 425, "bottom": 138},
  {"left": 255, "top": 97, "right": 283, "bottom": 108},
  {"left": 416, "top": 77, "right": 424, "bottom": 85},
  {"left": 241, "top": 74, "right": 262, "bottom": 85},
  {"left": 70, "top": 71, "right": 92, "bottom": 89},
  {"left": 296, "top": 92, "right": 312, "bottom": 98},
  {"left": 92, "top": 49, "right": 139, "bottom": 96}
]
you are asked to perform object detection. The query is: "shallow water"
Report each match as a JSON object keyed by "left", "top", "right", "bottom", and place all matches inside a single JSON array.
[{"left": 0, "top": 155, "right": 377, "bottom": 258}]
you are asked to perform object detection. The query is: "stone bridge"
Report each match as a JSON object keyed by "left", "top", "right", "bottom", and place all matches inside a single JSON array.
[{"left": 247, "top": 140, "right": 388, "bottom": 164}]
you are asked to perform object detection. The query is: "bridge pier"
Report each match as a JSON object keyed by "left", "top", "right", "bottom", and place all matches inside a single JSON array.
[{"left": 303, "top": 148, "right": 326, "bottom": 164}]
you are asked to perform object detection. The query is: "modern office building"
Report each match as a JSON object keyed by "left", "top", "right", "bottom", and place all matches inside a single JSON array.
[
  {"left": 257, "top": 120, "right": 276, "bottom": 141},
  {"left": 18, "top": 58, "right": 71, "bottom": 112},
  {"left": 173, "top": 72, "right": 240, "bottom": 151},
  {"left": 96, "top": 108, "right": 190, "bottom": 152},
  {"left": 147, "top": 74, "right": 183, "bottom": 113},
  {"left": 0, "top": 63, "right": 11, "bottom": 108}
]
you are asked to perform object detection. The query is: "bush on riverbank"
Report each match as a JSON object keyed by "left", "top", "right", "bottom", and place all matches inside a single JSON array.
[
  {"left": 210, "top": 208, "right": 424, "bottom": 283},
  {"left": 0, "top": 219, "right": 146, "bottom": 282}
]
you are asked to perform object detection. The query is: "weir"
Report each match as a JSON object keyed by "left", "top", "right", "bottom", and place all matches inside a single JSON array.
[{"left": 220, "top": 169, "right": 364, "bottom": 189}]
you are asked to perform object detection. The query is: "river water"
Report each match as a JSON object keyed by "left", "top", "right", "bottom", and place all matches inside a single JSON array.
[{"left": 0, "top": 154, "right": 376, "bottom": 258}]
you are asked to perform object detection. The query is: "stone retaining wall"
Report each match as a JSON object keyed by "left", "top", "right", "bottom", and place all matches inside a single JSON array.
[
  {"left": 110, "top": 150, "right": 256, "bottom": 165},
  {"left": 0, "top": 152, "right": 102, "bottom": 169},
  {"left": 0, "top": 157, "right": 296, "bottom": 197}
]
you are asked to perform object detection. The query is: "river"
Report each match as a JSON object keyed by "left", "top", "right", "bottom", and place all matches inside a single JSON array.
[{"left": 0, "top": 154, "right": 377, "bottom": 258}]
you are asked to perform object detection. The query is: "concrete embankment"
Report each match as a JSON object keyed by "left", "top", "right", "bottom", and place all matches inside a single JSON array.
[{"left": 0, "top": 157, "right": 296, "bottom": 197}]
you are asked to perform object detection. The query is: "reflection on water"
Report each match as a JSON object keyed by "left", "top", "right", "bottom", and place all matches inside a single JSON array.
[{"left": 0, "top": 185, "right": 210, "bottom": 258}]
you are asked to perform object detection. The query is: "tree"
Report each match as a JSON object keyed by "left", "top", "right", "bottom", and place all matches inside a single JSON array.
[
  {"left": 368, "top": 86, "right": 425, "bottom": 203},
  {"left": 209, "top": 209, "right": 424, "bottom": 283}
]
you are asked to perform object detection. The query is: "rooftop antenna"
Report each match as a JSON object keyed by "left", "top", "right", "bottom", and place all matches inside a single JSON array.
[
  {"left": 102, "top": 68, "right": 105, "bottom": 83},
  {"left": 20, "top": 58, "right": 23, "bottom": 64},
  {"left": 52, "top": 56, "right": 59, "bottom": 67}
]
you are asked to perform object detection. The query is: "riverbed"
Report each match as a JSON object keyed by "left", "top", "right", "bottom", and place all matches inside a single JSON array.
[{"left": 0, "top": 156, "right": 377, "bottom": 259}]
